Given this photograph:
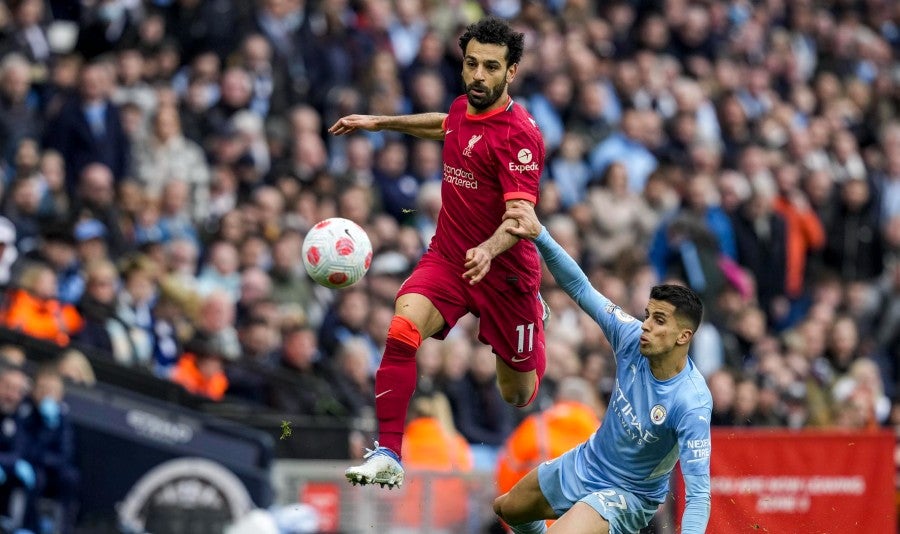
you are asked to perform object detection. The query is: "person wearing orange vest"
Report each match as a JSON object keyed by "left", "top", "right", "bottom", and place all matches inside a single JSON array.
[
  {"left": 391, "top": 390, "right": 474, "bottom": 532},
  {"left": 170, "top": 349, "right": 229, "bottom": 401},
  {"left": 0, "top": 263, "right": 83, "bottom": 346},
  {"left": 496, "top": 376, "right": 603, "bottom": 497}
]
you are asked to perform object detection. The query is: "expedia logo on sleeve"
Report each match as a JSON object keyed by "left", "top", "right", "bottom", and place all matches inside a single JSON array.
[{"left": 509, "top": 148, "right": 539, "bottom": 172}]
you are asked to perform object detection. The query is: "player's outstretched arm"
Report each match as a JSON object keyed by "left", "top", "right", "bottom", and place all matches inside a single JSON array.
[
  {"left": 505, "top": 203, "right": 609, "bottom": 317},
  {"left": 328, "top": 112, "right": 448, "bottom": 140}
]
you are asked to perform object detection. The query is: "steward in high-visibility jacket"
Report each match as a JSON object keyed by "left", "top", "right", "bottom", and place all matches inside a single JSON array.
[{"left": 496, "top": 377, "right": 602, "bottom": 495}]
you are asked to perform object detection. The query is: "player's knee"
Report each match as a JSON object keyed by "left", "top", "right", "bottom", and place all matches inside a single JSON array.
[
  {"left": 498, "top": 380, "right": 538, "bottom": 407},
  {"left": 492, "top": 494, "right": 508, "bottom": 521},
  {"left": 386, "top": 315, "right": 422, "bottom": 348},
  {"left": 499, "top": 386, "right": 530, "bottom": 406}
]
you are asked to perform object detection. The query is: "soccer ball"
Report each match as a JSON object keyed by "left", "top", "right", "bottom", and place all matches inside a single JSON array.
[{"left": 302, "top": 217, "right": 373, "bottom": 289}]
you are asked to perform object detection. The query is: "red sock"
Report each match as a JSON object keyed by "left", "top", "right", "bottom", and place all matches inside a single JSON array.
[{"left": 374, "top": 316, "right": 421, "bottom": 458}]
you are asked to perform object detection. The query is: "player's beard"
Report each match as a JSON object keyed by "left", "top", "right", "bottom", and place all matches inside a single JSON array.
[{"left": 465, "top": 79, "right": 507, "bottom": 111}]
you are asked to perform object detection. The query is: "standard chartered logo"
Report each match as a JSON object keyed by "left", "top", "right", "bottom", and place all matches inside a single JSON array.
[{"left": 443, "top": 163, "right": 478, "bottom": 189}]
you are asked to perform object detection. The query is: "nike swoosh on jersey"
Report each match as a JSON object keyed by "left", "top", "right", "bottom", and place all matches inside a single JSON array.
[
  {"left": 375, "top": 389, "right": 393, "bottom": 398},
  {"left": 445, "top": 129, "right": 453, "bottom": 135},
  {"left": 510, "top": 355, "right": 531, "bottom": 363}
]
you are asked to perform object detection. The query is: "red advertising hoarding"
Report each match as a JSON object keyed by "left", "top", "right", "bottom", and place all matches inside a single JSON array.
[{"left": 675, "top": 429, "right": 896, "bottom": 533}]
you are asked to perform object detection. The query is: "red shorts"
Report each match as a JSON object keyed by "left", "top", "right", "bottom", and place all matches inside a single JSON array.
[{"left": 397, "top": 252, "right": 546, "bottom": 376}]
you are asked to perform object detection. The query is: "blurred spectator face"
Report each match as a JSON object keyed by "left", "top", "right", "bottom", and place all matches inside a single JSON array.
[
  {"left": 0, "top": 369, "right": 28, "bottom": 415},
  {"left": 417, "top": 339, "right": 442, "bottom": 380},
  {"left": 153, "top": 106, "right": 182, "bottom": 142},
  {"left": 117, "top": 49, "right": 145, "bottom": 86},
  {"left": 79, "top": 164, "right": 115, "bottom": 206},
  {"left": 289, "top": 105, "right": 322, "bottom": 137},
  {"left": 338, "top": 186, "right": 372, "bottom": 225},
  {"left": 0, "top": 346, "right": 25, "bottom": 367},
  {"left": 410, "top": 70, "right": 446, "bottom": 111},
  {"left": 338, "top": 339, "right": 371, "bottom": 387},
  {"left": 375, "top": 141, "right": 407, "bottom": 178},
  {"left": 337, "top": 290, "right": 369, "bottom": 330},
  {"left": 411, "top": 140, "right": 440, "bottom": 180},
  {"left": 125, "top": 269, "right": 155, "bottom": 305},
  {"left": 240, "top": 320, "right": 277, "bottom": 360},
  {"left": 13, "top": 0, "right": 43, "bottom": 26},
  {"left": 40, "top": 151, "right": 66, "bottom": 193},
  {"left": 639, "top": 14, "right": 669, "bottom": 51},
  {"left": 345, "top": 136, "right": 374, "bottom": 172},
  {"left": 32, "top": 372, "right": 63, "bottom": 403},
  {"left": 220, "top": 68, "right": 252, "bottom": 108},
  {"left": 734, "top": 380, "right": 759, "bottom": 420},
  {"left": 161, "top": 180, "right": 190, "bottom": 215},
  {"left": 708, "top": 370, "right": 736, "bottom": 414},
  {"left": 218, "top": 210, "right": 247, "bottom": 244},
  {"left": 828, "top": 316, "right": 859, "bottom": 361},
  {"left": 271, "top": 231, "right": 301, "bottom": 271},
  {"left": 620, "top": 109, "right": 642, "bottom": 140},
  {"left": 240, "top": 268, "right": 272, "bottom": 305},
  {"left": 0, "top": 56, "right": 31, "bottom": 103},
  {"left": 603, "top": 162, "right": 629, "bottom": 195},
  {"left": 31, "top": 267, "right": 58, "bottom": 300},
  {"left": 242, "top": 34, "right": 272, "bottom": 73},
  {"left": 41, "top": 235, "right": 76, "bottom": 271},
  {"left": 86, "top": 262, "right": 119, "bottom": 305},
  {"left": 239, "top": 235, "right": 270, "bottom": 270},
  {"left": 841, "top": 178, "right": 870, "bottom": 211},
  {"left": 802, "top": 170, "right": 834, "bottom": 208},
  {"left": 167, "top": 238, "right": 198, "bottom": 276},
  {"left": 282, "top": 328, "right": 318, "bottom": 371},
  {"left": 441, "top": 338, "right": 472, "bottom": 381},
  {"left": 80, "top": 63, "right": 111, "bottom": 102},
  {"left": 199, "top": 292, "right": 235, "bottom": 332},
  {"left": 210, "top": 241, "right": 239, "bottom": 275},
  {"left": 469, "top": 345, "right": 497, "bottom": 383}
]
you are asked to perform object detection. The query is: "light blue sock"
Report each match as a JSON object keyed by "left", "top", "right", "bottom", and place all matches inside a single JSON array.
[{"left": 509, "top": 520, "right": 547, "bottom": 534}]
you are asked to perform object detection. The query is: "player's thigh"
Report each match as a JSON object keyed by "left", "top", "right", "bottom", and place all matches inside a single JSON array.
[
  {"left": 494, "top": 468, "right": 555, "bottom": 524},
  {"left": 573, "top": 487, "right": 658, "bottom": 534},
  {"left": 474, "top": 285, "right": 545, "bottom": 375},
  {"left": 394, "top": 293, "right": 446, "bottom": 338},
  {"left": 547, "top": 502, "right": 610, "bottom": 534},
  {"left": 395, "top": 254, "right": 468, "bottom": 338}
]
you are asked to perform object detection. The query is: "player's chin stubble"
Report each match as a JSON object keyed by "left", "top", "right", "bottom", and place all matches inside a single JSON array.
[{"left": 466, "top": 80, "right": 505, "bottom": 111}]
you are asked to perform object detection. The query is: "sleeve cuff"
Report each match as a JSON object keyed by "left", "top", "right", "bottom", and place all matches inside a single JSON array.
[{"left": 503, "top": 192, "right": 537, "bottom": 203}]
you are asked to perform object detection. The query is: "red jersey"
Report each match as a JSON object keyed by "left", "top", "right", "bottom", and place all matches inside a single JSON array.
[{"left": 432, "top": 95, "right": 545, "bottom": 291}]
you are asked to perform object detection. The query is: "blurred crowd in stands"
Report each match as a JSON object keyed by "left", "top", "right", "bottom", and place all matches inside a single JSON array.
[{"left": 0, "top": 0, "right": 897, "bottom": 530}]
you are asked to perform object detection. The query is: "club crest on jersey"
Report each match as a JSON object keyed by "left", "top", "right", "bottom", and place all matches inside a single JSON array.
[
  {"left": 463, "top": 134, "right": 483, "bottom": 157},
  {"left": 650, "top": 404, "right": 667, "bottom": 425}
]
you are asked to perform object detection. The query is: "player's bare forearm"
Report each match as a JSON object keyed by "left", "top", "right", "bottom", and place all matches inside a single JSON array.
[
  {"left": 464, "top": 201, "right": 532, "bottom": 285},
  {"left": 480, "top": 217, "right": 522, "bottom": 258},
  {"left": 328, "top": 113, "right": 447, "bottom": 140}
]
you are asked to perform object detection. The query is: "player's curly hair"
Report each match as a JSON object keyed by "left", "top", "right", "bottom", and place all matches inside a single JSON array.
[{"left": 458, "top": 17, "right": 525, "bottom": 67}]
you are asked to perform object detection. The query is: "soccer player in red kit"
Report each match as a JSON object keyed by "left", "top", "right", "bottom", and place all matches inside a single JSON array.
[{"left": 329, "top": 16, "right": 547, "bottom": 489}]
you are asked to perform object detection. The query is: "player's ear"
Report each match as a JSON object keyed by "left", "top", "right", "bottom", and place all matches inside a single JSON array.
[
  {"left": 676, "top": 328, "right": 694, "bottom": 346},
  {"left": 506, "top": 62, "right": 518, "bottom": 84}
]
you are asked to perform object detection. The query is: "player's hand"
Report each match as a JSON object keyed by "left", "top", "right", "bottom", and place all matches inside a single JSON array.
[
  {"left": 328, "top": 115, "right": 381, "bottom": 135},
  {"left": 463, "top": 247, "right": 492, "bottom": 285},
  {"left": 504, "top": 202, "right": 541, "bottom": 240}
]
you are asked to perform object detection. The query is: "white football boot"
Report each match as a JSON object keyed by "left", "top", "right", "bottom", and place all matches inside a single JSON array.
[{"left": 345, "top": 441, "right": 404, "bottom": 489}]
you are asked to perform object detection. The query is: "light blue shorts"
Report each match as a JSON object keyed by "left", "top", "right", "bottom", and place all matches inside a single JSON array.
[{"left": 537, "top": 447, "right": 658, "bottom": 534}]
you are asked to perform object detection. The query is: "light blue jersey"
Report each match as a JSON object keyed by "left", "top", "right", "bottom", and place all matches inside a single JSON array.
[{"left": 534, "top": 228, "right": 712, "bottom": 533}]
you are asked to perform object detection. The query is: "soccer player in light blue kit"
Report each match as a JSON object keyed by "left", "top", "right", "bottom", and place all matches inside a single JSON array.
[{"left": 495, "top": 201, "right": 712, "bottom": 534}]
